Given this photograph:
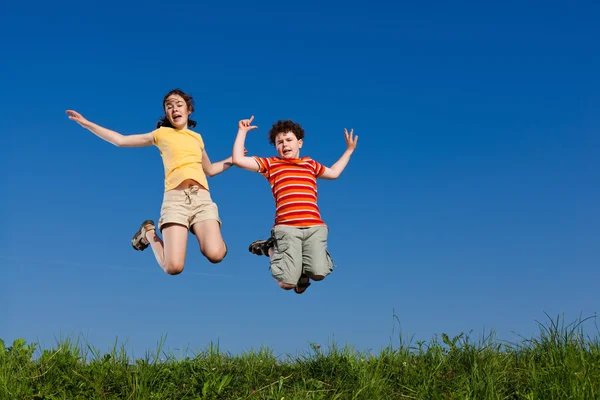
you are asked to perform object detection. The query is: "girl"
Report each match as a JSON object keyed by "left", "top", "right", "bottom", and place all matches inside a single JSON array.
[{"left": 66, "top": 89, "right": 233, "bottom": 275}]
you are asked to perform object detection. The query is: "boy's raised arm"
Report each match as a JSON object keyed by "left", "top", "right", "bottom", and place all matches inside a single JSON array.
[
  {"left": 232, "top": 116, "right": 260, "bottom": 172},
  {"left": 320, "top": 128, "right": 358, "bottom": 180}
]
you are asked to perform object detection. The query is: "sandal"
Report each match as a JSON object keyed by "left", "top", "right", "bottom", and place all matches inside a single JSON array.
[
  {"left": 294, "top": 274, "right": 311, "bottom": 294},
  {"left": 131, "top": 220, "right": 155, "bottom": 251},
  {"left": 248, "top": 237, "right": 274, "bottom": 256}
]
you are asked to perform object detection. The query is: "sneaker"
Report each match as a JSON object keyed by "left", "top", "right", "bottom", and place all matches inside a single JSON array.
[
  {"left": 131, "top": 220, "right": 155, "bottom": 251},
  {"left": 248, "top": 237, "right": 274, "bottom": 256}
]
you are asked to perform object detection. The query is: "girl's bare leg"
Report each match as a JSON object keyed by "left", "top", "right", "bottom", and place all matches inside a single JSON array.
[
  {"left": 191, "top": 220, "right": 227, "bottom": 264},
  {"left": 146, "top": 223, "right": 189, "bottom": 275}
]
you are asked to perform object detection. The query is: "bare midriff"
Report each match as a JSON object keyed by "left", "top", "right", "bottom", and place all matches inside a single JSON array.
[{"left": 174, "top": 179, "right": 207, "bottom": 191}]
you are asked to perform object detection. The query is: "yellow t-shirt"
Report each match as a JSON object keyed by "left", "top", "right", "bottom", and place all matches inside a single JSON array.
[{"left": 152, "top": 126, "right": 209, "bottom": 191}]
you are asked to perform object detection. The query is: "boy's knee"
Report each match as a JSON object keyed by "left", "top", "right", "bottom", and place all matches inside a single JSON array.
[
  {"left": 278, "top": 281, "right": 296, "bottom": 290},
  {"left": 310, "top": 274, "right": 325, "bottom": 281}
]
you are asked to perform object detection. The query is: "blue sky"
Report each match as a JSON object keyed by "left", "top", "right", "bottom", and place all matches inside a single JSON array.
[{"left": 2, "top": 0, "right": 599, "bottom": 358}]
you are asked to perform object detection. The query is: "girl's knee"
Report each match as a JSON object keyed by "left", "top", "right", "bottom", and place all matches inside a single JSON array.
[
  {"left": 205, "top": 253, "right": 225, "bottom": 264},
  {"left": 164, "top": 260, "right": 184, "bottom": 275},
  {"left": 202, "top": 243, "right": 227, "bottom": 264}
]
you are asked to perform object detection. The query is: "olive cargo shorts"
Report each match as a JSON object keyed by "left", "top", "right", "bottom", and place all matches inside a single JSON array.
[{"left": 270, "top": 225, "right": 334, "bottom": 285}]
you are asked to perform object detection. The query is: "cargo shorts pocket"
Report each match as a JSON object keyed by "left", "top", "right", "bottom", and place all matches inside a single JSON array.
[
  {"left": 269, "top": 228, "right": 290, "bottom": 275},
  {"left": 269, "top": 227, "right": 301, "bottom": 284},
  {"left": 272, "top": 228, "right": 291, "bottom": 254}
]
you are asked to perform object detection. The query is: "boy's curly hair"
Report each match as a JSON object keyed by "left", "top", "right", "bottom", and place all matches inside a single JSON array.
[
  {"left": 157, "top": 88, "right": 197, "bottom": 128},
  {"left": 268, "top": 120, "right": 305, "bottom": 146}
]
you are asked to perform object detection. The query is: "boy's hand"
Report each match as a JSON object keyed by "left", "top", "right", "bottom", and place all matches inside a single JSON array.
[
  {"left": 344, "top": 128, "right": 358, "bottom": 151},
  {"left": 238, "top": 115, "right": 258, "bottom": 133},
  {"left": 66, "top": 110, "right": 91, "bottom": 128}
]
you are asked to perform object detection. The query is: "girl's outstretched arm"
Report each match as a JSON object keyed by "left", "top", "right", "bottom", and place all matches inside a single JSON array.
[{"left": 66, "top": 110, "right": 154, "bottom": 148}]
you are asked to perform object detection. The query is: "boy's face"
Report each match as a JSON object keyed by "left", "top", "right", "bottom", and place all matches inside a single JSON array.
[
  {"left": 275, "top": 131, "right": 303, "bottom": 159},
  {"left": 164, "top": 94, "right": 191, "bottom": 129}
]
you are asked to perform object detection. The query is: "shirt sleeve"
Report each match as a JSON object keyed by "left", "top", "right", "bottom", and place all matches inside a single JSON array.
[
  {"left": 311, "top": 159, "right": 326, "bottom": 177},
  {"left": 253, "top": 156, "right": 270, "bottom": 176},
  {"left": 195, "top": 132, "right": 205, "bottom": 151},
  {"left": 151, "top": 127, "right": 162, "bottom": 145}
]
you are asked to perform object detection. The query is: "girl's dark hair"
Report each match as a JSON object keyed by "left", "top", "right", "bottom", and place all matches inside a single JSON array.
[
  {"left": 156, "top": 89, "right": 197, "bottom": 128},
  {"left": 268, "top": 120, "right": 305, "bottom": 145}
]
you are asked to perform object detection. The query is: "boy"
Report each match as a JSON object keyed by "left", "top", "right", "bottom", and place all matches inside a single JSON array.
[{"left": 232, "top": 116, "right": 358, "bottom": 294}]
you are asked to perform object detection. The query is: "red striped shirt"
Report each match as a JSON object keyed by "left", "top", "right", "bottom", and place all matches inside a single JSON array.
[{"left": 253, "top": 156, "right": 327, "bottom": 227}]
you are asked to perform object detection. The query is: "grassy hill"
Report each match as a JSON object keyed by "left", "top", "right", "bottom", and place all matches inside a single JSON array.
[{"left": 2, "top": 314, "right": 598, "bottom": 399}]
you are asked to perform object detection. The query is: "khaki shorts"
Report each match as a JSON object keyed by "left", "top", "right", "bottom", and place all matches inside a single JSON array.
[
  {"left": 270, "top": 225, "right": 334, "bottom": 285},
  {"left": 158, "top": 186, "right": 221, "bottom": 233}
]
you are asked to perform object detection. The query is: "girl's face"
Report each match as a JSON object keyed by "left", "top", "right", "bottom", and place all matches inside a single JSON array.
[{"left": 164, "top": 94, "right": 191, "bottom": 129}]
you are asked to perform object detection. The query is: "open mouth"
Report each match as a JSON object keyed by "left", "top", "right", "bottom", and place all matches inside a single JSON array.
[
  {"left": 283, "top": 149, "right": 292, "bottom": 156},
  {"left": 173, "top": 114, "right": 182, "bottom": 122}
]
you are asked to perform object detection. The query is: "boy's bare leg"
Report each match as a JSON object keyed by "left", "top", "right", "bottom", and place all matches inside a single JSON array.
[{"left": 146, "top": 224, "right": 188, "bottom": 275}]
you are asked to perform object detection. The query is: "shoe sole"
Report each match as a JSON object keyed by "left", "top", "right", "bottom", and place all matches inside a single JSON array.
[{"left": 248, "top": 240, "right": 267, "bottom": 256}]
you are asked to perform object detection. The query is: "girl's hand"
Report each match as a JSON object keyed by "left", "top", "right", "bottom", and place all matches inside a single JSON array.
[
  {"left": 344, "top": 128, "right": 358, "bottom": 151},
  {"left": 66, "top": 110, "right": 91, "bottom": 128},
  {"left": 238, "top": 115, "right": 258, "bottom": 133}
]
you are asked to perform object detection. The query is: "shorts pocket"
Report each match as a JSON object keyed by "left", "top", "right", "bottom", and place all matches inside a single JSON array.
[{"left": 272, "top": 228, "right": 291, "bottom": 254}]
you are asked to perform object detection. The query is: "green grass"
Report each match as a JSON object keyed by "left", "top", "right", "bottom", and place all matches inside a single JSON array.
[{"left": 2, "top": 314, "right": 599, "bottom": 399}]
